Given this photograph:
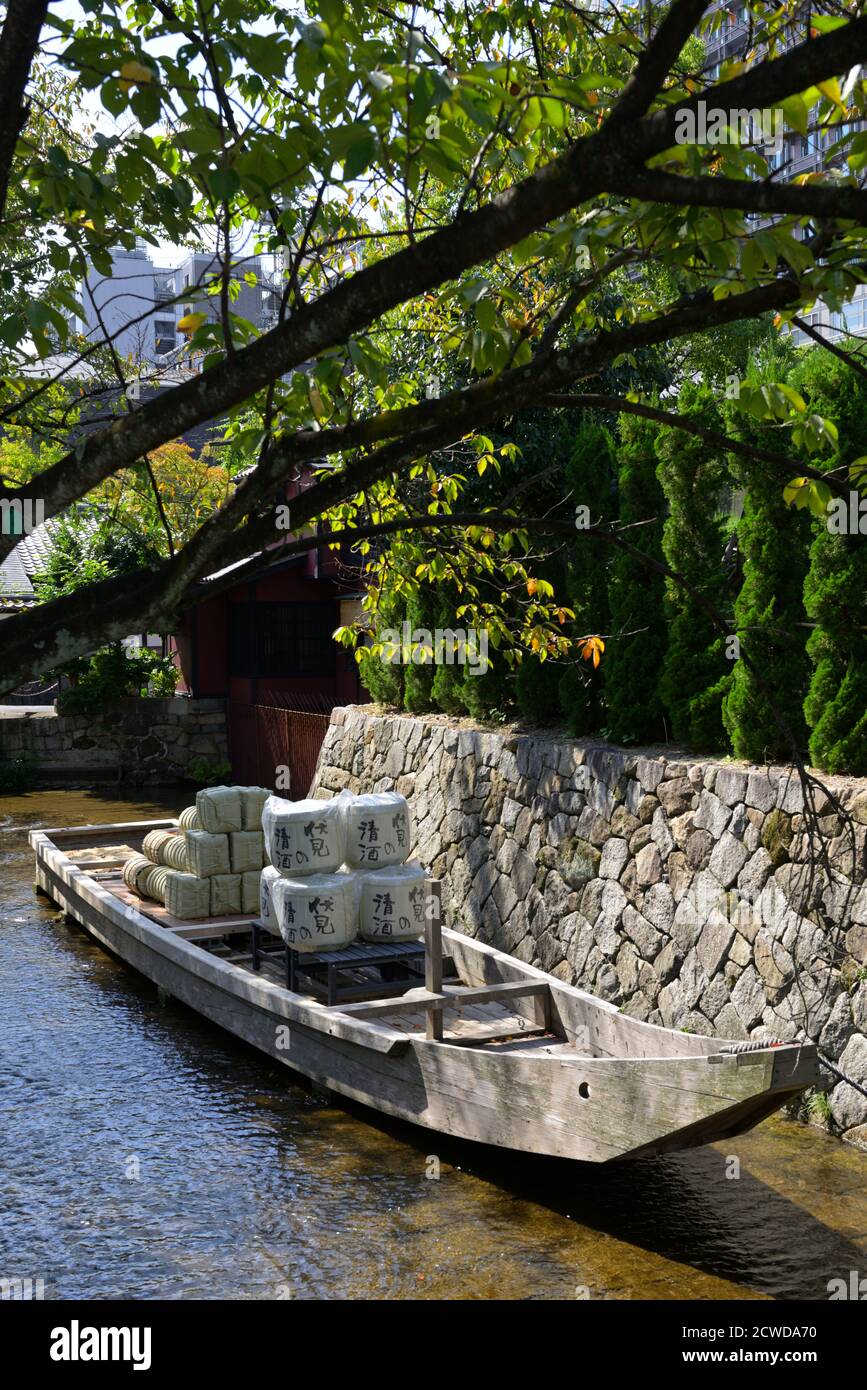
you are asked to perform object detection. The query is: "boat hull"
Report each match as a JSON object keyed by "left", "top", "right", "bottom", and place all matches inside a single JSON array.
[{"left": 31, "top": 825, "right": 820, "bottom": 1163}]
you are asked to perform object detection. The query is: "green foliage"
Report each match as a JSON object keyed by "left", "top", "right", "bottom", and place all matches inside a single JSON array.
[
  {"left": 186, "top": 757, "right": 233, "bottom": 786},
  {"left": 722, "top": 468, "right": 812, "bottom": 762},
  {"left": 558, "top": 417, "right": 616, "bottom": 735},
  {"left": 515, "top": 551, "right": 568, "bottom": 726},
  {"left": 56, "top": 645, "right": 179, "bottom": 714},
  {"left": 603, "top": 411, "right": 666, "bottom": 745},
  {"left": 460, "top": 656, "right": 513, "bottom": 724},
  {"left": 8, "top": 2, "right": 867, "bottom": 772},
  {"left": 655, "top": 382, "right": 731, "bottom": 750},
  {"left": 515, "top": 651, "right": 565, "bottom": 726},
  {"left": 430, "top": 589, "right": 468, "bottom": 716},
  {"left": 806, "top": 1089, "right": 833, "bottom": 1127},
  {"left": 357, "top": 585, "right": 404, "bottom": 708},
  {"left": 33, "top": 511, "right": 160, "bottom": 605},
  {"left": 790, "top": 350, "right": 867, "bottom": 774},
  {"left": 402, "top": 587, "right": 437, "bottom": 713},
  {"left": 722, "top": 345, "right": 813, "bottom": 762},
  {"left": 803, "top": 546, "right": 867, "bottom": 775}
]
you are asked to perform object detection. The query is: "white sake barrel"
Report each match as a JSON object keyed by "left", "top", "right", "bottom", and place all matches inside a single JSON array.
[
  {"left": 178, "top": 805, "right": 200, "bottom": 831},
  {"left": 164, "top": 871, "right": 211, "bottom": 920},
  {"left": 358, "top": 863, "right": 427, "bottom": 942},
  {"left": 262, "top": 795, "right": 345, "bottom": 876},
  {"left": 259, "top": 865, "right": 281, "bottom": 929},
  {"left": 123, "top": 853, "right": 152, "bottom": 895},
  {"left": 270, "top": 872, "right": 356, "bottom": 952},
  {"left": 342, "top": 792, "right": 412, "bottom": 869},
  {"left": 196, "top": 785, "right": 243, "bottom": 834}
]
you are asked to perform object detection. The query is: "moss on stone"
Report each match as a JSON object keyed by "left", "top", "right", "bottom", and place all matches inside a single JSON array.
[
  {"left": 558, "top": 836, "right": 601, "bottom": 888},
  {"left": 761, "top": 807, "right": 793, "bottom": 867}
]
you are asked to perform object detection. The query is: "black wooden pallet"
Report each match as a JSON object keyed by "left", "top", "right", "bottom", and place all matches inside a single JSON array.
[{"left": 250, "top": 919, "right": 451, "bottom": 1005}]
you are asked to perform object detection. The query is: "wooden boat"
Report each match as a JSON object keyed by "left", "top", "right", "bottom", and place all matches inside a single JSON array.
[{"left": 31, "top": 819, "right": 819, "bottom": 1163}]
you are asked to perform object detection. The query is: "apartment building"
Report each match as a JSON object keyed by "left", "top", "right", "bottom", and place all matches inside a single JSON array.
[
  {"left": 703, "top": 3, "right": 865, "bottom": 342},
  {"left": 73, "top": 242, "right": 282, "bottom": 366}
]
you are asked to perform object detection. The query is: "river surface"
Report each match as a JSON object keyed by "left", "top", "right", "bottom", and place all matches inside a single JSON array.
[{"left": 1, "top": 789, "right": 865, "bottom": 1301}]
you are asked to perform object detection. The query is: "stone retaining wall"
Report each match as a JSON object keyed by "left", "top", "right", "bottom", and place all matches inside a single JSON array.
[
  {"left": 312, "top": 706, "right": 867, "bottom": 1149},
  {"left": 0, "top": 697, "right": 228, "bottom": 784}
]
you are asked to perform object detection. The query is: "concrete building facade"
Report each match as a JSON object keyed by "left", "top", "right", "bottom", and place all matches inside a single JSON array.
[{"left": 73, "top": 242, "right": 280, "bottom": 366}]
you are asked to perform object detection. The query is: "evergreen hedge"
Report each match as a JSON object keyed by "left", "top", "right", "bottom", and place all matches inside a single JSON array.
[
  {"left": 603, "top": 410, "right": 667, "bottom": 744},
  {"left": 358, "top": 349, "right": 867, "bottom": 776},
  {"left": 655, "top": 382, "right": 731, "bottom": 749}
]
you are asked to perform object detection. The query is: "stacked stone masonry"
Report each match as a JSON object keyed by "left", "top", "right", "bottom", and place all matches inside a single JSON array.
[
  {"left": 312, "top": 706, "right": 867, "bottom": 1151},
  {"left": 0, "top": 697, "right": 228, "bottom": 783}
]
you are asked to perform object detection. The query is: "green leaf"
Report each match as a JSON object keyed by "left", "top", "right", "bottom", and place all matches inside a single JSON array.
[
  {"left": 209, "top": 167, "right": 240, "bottom": 201},
  {"left": 781, "top": 95, "right": 809, "bottom": 136},
  {"left": 343, "top": 133, "right": 377, "bottom": 180},
  {"left": 131, "top": 82, "right": 161, "bottom": 128}
]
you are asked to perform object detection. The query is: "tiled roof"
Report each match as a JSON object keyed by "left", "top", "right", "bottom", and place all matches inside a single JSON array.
[
  {"left": 0, "top": 513, "right": 100, "bottom": 606},
  {"left": 0, "top": 544, "right": 34, "bottom": 599},
  {"left": 12, "top": 522, "right": 57, "bottom": 576}
]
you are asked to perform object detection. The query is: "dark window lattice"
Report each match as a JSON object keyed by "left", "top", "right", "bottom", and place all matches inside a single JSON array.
[{"left": 228, "top": 601, "right": 335, "bottom": 678}]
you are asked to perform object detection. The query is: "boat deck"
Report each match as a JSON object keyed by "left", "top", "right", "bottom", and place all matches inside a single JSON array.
[{"left": 94, "top": 868, "right": 564, "bottom": 1052}]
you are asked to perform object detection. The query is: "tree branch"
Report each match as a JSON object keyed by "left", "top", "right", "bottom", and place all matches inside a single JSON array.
[
  {"left": 0, "top": 0, "right": 50, "bottom": 224},
  {"left": 543, "top": 392, "right": 848, "bottom": 492},
  {"left": 2, "top": 9, "right": 865, "bottom": 555}
]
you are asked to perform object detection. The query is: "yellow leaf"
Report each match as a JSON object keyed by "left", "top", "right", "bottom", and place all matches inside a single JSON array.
[
  {"left": 526, "top": 577, "right": 538, "bottom": 596},
  {"left": 177, "top": 312, "right": 207, "bottom": 333},
  {"left": 579, "top": 634, "right": 605, "bottom": 669},
  {"left": 816, "top": 78, "right": 844, "bottom": 112},
  {"left": 119, "top": 59, "right": 154, "bottom": 89},
  {"left": 783, "top": 476, "right": 809, "bottom": 506}
]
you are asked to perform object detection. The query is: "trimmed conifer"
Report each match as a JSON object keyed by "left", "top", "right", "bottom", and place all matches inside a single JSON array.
[{"left": 603, "top": 410, "right": 667, "bottom": 744}]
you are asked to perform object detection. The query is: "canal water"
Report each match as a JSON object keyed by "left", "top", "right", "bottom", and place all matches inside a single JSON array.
[{"left": 1, "top": 790, "right": 864, "bottom": 1301}]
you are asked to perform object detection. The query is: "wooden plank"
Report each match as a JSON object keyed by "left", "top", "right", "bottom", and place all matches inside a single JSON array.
[
  {"left": 165, "top": 922, "right": 255, "bottom": 941},
  {"left": 336, "top": 988, "right": 448, "bottom": 1018},
  {"left": 369, "top": 1005, "right": 549, "bottom": 1047},
  {"left": 442, "top": 981, "right": 548, "bottom": 1007},
  {"left": 66, "top": 851, "right": 136, "bottom": 869},
  {"left": 42, "top": 820, "right": 178, "bottom": 842},
  {"left": 445, "top": 1022, "right": 548, "bottom": 1047},
  {"left": 425, "top": 879, "right": 443, "bottom": 1042}
]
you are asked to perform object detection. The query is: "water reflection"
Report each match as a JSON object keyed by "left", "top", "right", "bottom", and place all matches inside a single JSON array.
[{"left": 0, "top": 790, "right": 864, "bottom": 1300}]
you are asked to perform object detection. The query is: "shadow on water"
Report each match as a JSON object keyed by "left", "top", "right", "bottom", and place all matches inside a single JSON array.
[{"left": 2, "top": 788, "right": 865, "bottom": 1300}]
